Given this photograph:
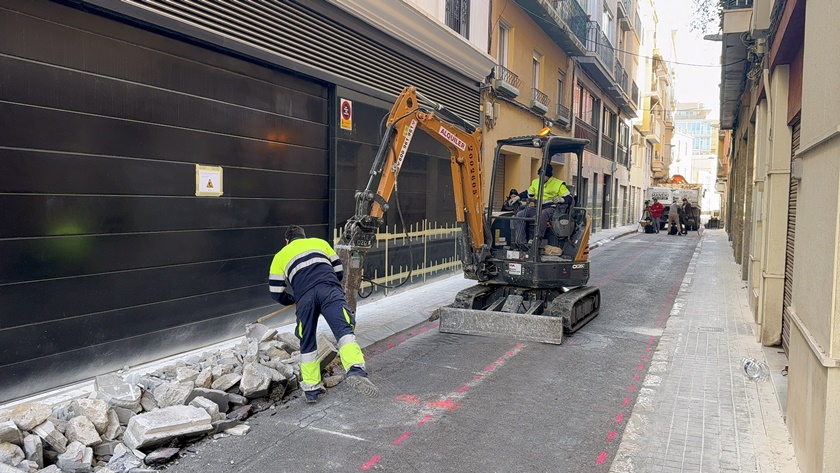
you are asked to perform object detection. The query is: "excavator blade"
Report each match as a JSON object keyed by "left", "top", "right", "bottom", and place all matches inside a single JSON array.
[{"left": 438, "top": 306, "right": 565, "bottom": 344}]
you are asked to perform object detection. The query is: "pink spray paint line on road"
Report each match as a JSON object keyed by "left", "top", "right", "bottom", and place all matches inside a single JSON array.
[{"left": 360, "top": 343, "right": 526, "bottom": 470}]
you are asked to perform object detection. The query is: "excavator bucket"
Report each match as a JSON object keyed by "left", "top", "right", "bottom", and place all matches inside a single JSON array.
[{"left": 438, "top": 306, "right": 565, "bottom": 344}]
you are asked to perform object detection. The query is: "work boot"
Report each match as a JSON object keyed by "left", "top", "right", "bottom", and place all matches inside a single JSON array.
[
  {"left": 304, "top": 390, "right": 320, "bottom": 404},
  {"left": 345, "top": 366, "right": 379, "bottom": 398}
]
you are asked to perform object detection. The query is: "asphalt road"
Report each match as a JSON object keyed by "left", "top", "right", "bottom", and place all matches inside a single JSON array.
[{"left": 165, "top": 231, "right": 700, "bottom": 472}]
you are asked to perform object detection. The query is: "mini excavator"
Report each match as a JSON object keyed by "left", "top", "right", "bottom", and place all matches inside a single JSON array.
[{"left": 337, "top": 87, "right": 600, "bottom": 344}]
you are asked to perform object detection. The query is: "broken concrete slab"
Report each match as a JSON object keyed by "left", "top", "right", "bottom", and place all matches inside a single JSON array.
[
  {"left": 209, "top": 364, "right": 233, "bottom": 380},
  {"left": 91, "top": 440, "right": 121, "bottom": 458},
  {"left": 45, "top": 417, "right": 67, "bottom": 435},
  {"left": 138, "top": 391, "right": 157, "bottom": 413},
  {"left": 209, "top": 374, "right": 240, "bottom": 392},
  {"left": 111, "top": 408, "right": 135, "bottom": 427},
  {"left": 224, "top": 405, "right": 251, "bottom": 422},
  {"left": 68, "top": 400, "right": 109, "bottom": 435},
  {"left": 245, "top": 323, "right": 276, "bottom": 343},
  {"left": 10, "top": 404, "right": 51, "bottom": 432},
  {"left": 0, "top": 442, "right": 24, "bottom": 467},
  {"left": 0, "top": 422, "right": 22, "bottom": 447},
  {"left": 152, "top": 381, "right": 194, "bottom": 408},
  {"left": 274, "top": 332, "right": 300, "bottom": 352},
  {"left": 22, "top": 435, "right": 42, "bottom": 469},
  {"left": 35, "top": 465, "right": 61, "bottom": 473},
  {"left": 183, "top": 388, "right": 232, "bottom": 414},
  {"left": 122, "top": 406, "right": 212, "bottom": 451},
  {"left": 106, "top": 449, "right": 143, "bottom": 473},
  {"left": 194, "top": 370, "right": 212, "bottom": 389},
  {"left": 316, "top": 334, "right": 338, "bottom": 370},
  {"left": 56, "top": 441, "right": 92, "bottom": 473},
  {"left": 102, "top": 410, "right": 120, "bottom": 442},
  {"left": 32, "top": 421, "right": 67, "bottom": 454},
  {"left": 64, "top": 417, "right": 101, "bottom": 448},
  {"left": 0, "top": 463, "right": 24, "bottom": 473},
  {"left": 209, "top": 419, "right": 240, "bottom": 435},
  {"left": 94, "top": 375, "right": 142, "bottom": 413},
  {"left": 175, "top": 368, "right": 199, "bottom": 384}
]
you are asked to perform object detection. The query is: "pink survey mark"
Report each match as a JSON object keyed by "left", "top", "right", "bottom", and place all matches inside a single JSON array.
[
  {"left": 596, "top": 451, "right": 608, "bottom": 464},
  {"left": 418, "top": 414, "right": 433, "bottom": 425},
  {"left": 615, "top": 413, "right": 624, "bottom": 423},
  {"left": 426, "top": 398, "right": 461, "bottom": 411},
  {"left": 393, "top": 432, "right": 411, "bottom": 445},
  {"left": 430, "top": 321, "right": 439, "bottom": 327},
  {"left": 629, "top": 385, "right": 636, "bottom": 393},
  {"left": 386, "top": 343, "right": 395, "bottom": 348},
  {"left": 623, "top": 397, "right": 631, "bottom": 407},
  {"left": 457, "top": 385, "right": 469, "bottom": 393},
  {"left": 361, "top": 456, "right": 381, "bottom": 470},
  {"left": 606, "top": 430, "right": 616, "bottom": 442},
  {"left": 395, "top": 394, "right": 421, "bottom": 404}
]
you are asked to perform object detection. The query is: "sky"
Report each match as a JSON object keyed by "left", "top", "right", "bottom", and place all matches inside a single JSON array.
[{"left": 653, "top": 0, "right": 722, "bottom": 118}]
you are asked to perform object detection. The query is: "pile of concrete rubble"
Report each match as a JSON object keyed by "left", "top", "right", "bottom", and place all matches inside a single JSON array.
[{"left": 0, "top": 324, "right": 344, "bottom": 473}]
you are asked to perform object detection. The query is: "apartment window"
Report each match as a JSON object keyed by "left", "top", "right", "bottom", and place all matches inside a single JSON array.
[
  {"left": 557, "top": 76, "right": 564, "bottom": 106},
  {"left": 445, "top": 0, "right": 470, "bottom": 39},
  {"left": 603, "top": 6, "right": 615, "bottom": 44},
  {"left": 575, "top": 83, "right": 598, "bottom": 128},
  {"left": 532, "top": 51, "right": 542, "bottom": 90},
  {"left": 618, "top": 122, "right": 629, "bottom": 147},
  {"left": 603, "top": 109, "right": 616, "bottom": 138},
  {"left": 498, "top": 21, "right": 510, "bottom": 68}
]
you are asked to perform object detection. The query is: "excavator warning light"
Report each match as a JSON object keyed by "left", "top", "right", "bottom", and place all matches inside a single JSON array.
[{"left": 538, "top": 127, "right": 551, "bottom": 136}]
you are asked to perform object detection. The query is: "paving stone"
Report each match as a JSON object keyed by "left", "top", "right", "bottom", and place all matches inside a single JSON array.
[
  {"left": 209, "top": 364, "right": 233, "bottom": 380},
  {"left": 143, "top": 447, "right": 180, "bottom": 466},
  {"left": 91, "top": 440, "right": 121, "bottom": 459},
  {"left": 101, "top": 410, "right": 120, "bottom": 442},
  {"left": 245, "top": 323, "right": 276, "bottom": 343},
  {"left": 175, "top": 368, "right": 199, "bottom": 384},
  {"left": 183, "top": 389, "right": 231, "bottom": 414},
  {"left": 22, "top": 436, "right": 42, "bottom": 469},
  {"left": 69, "top": 400, "right": 109, "bottom": 435},
  {"left": 110, "top": 408, "right": 134, "bottom": 428},
  {"left": 10, "top": 404, "right": 51, "bottom": 432},
  {"left": 188, "top": 398, "right": 220, "bottom": 422},
  {"left": 194, "top": 370, "right": 212, "bottom": 389},
  {"left": 56, "top": 441, "right": 93, "bottom": 473},
  {"left": 0, "top": 442, "right": 24, "bottom": 467},
  {"left": 0, "top": 423, "right": 22, "bottom": 447},
  {"left": 64, "top": 417, "right": 101, "bottom": 447},
  {"left": 152, "top": 381, "right": 194, "bottom": 408},
  {"left": 209, "top": 374, "right": 240, "bottom": 392},
  {"left": 32, "top": 421, "right": 67, "bottom": 454},
  {"left": 105, "top": 450, "right": 142, "bottom": 473},
  {"left": 122, "top": 406, "right": 212, "bottom": 451},
  {"left": 94, "top": 376, "right": 141, "bottom": 412},
  {"left": 240, "top": 363, "right": 283, "bottom": 398},
  {"left": 138, "top": 391, "right": 157, "bottom": 413},
  {"left": 323, "top": 375, "right": 344, "bottom": 388},
  {"left": 224, "top": 425, "right": 249, "bottom": 436},
  {"left": 316, "top": 334, "right": 338, "bottom": 370}
]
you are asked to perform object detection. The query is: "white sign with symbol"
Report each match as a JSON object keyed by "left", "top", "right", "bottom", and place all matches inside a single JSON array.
[{"left": 196, "top": 165, "right": 223, "bottom": 197}]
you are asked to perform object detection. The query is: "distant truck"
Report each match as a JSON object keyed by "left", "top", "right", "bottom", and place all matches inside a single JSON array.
[{"left": 646, "top": 181, "right": 703, "bottom": 231}]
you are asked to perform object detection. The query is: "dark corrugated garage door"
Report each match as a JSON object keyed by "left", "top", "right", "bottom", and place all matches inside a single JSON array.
[
  {"left": 0, "top": 0, "right": 328, "bottom": 402},
  {"left": 781, "top": 115, "right": 800, "bottom": 357}
]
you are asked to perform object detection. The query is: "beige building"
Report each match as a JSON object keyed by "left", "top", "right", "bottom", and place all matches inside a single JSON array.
[
  {"left": 720, "top": 0, "right": 840, "bottom": 471},
  {"left": 486, "top": 0, "right": 642, "bottom": 230}
]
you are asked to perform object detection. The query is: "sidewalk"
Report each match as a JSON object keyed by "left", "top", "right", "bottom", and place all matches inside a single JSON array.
[{"left": 610, "top": 229, "right": 799, "bottom": 473}]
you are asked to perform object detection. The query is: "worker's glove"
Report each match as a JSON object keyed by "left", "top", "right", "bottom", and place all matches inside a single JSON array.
[{"left": 551, "top": 196, "right": 562, "bottom": 204}]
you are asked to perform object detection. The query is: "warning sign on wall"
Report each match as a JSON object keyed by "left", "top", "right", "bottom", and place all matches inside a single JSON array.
[
  {"left": 196, "top": 165, "right": 223, "bottom": 197},
  {"left": 340, "top": 98, "right": 353, "bottom": 130}
]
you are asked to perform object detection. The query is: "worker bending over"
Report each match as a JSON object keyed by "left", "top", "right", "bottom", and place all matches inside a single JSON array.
[{"left": 269, "top": 225, "right": 378, "bottom": 403}]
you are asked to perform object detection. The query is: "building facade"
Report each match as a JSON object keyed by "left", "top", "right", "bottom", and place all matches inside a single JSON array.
[{"left": 719, "top": 0, "right": 840, "bottom": 471}]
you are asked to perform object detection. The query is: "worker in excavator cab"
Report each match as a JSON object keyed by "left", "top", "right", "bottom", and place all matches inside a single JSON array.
[
  {"left": 511, "top": 164, "right": 572, "bottom": 250},
  {"left": 268, "top": 225, "right": 379, "bottom": 403}
]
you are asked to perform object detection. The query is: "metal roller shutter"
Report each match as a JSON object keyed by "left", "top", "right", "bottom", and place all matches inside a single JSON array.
[
  {"left": 493, "top": 154, "right": 507, "bottom": 210},
  {"left": 781, "top": 114, "right": 801, "bottom": 357},
  {"left": 110, "top": 0, "right": 481, "bottom": 123}
]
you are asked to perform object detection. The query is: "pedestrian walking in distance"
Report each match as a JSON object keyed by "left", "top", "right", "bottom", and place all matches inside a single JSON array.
[{"left": 269, "top": 225, "right": 378, "bottom": 403}]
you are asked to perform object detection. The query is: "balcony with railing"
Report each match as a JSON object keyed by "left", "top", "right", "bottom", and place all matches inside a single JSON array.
[
  {"left": 724, "top": 0, "right": 753, "bottom": 9},
  {"left": 579, "top": 21, "right": 637, "bottom": 117},
  {"left": 631, "top": 82, "right": 639, "bottom": 109},
  {"left": 556, "top": 102, "right": 571, "bottom": 126},
  {"left": 515, "top": 0, "right": 588, "bottom": 56},
  {"left": 530, "top": 87, "right": 549, "bottom": 115},
  {"left": 617, "top": 144, "right": 629, "bottom": 168},
  {"left": 617, "top": 0, "right": 632, "bottom": 31},
  {"left": 493, "top": 65, "right": 521, "bottom": 98},
  {"left": 574, "top": 120, "right": 598, "bottom": 154}
]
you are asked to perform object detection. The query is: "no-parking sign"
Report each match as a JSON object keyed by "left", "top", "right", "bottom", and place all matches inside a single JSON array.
[{"left": 340, "top": 98, "right": 352, "bottom": 130}]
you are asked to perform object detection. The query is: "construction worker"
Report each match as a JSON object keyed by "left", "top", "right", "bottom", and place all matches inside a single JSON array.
[
  {"left": 649, "top": 198, "right": 664, "bottom": 233},
  {"left": 511, "top": 165, "right": 571, "bottom": 249},
  {"left": 268, "top": 225, "right": 378, "bottom": 403}
]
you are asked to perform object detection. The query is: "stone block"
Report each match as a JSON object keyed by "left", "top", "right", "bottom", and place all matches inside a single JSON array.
[
  {"left": 0, "top": 463, "right": 24, "bottom": 473},
  {"left": 194, "top": 370, "right": 212, "bottom": 389},
  {"left": 106, "top": 450, "right": 142, "bottom": 473},
  {"left": 225, "top": 425, "right": 249, "bottom": 436},
  {"left": 22, "top": 435, "right": 42, "bottom": 469},
  {"left": 0, "top": 422, "right": 22, "bottom": 447},
  {"left": 69, "top": 400, "right": 109, "bottom": 435},
  {"left": 122, "top": 406, "right": 211, "bottom": 451},
  {"left": 210, "top": 374, "right": 240, "bottom": 392},
  {"left": 110, "top": 408, "right": 134, "bottom": 427},
  {"left": 0, "top": 442, "right": 24, "bottom": 467},
  {"left": 274, "top": 332, "right": 300, "bottom": 352},
  {"left": 209, "top": 364, "right": 233, "bottom": 380},
  {"left": 101, "top": 411, "right": 120, "bottom": 442},
  {"left": 225, "top": 405, "right": 251, "bottom": 422},
  {"left": 32, "top": 421, "right": 67, "bottom": 454},
  {"left": 175, "top": 368, "right": 199, "bottom": 384},
  {"left": 94, "top": 376, "right": 141, "bottom": 412},
  {"left": 323, "top": 375, "right": 344, "bottom": 388},
  {"left": 184, "top": 389, "right": 229, "bottom": 414},
  {"left": 240, "top": 363, "right": 282, "bottom": 398},
  {"left": 152, "top": 381, "right": 194, "bottom": 408},
  {"left": 45, "top": 417, "right": 67, "bottom": 434},
  {"left": 209, "top": 419, "right": 240, "bottom": 434},
  {"left": 227, "top": 393, "right": 247, "bottom": 408},
  {"left": 91, "top": 440, "right": 121, "bottom": 458},
  {"left": 10, "top": 404, "right": 51, "bottom": 432},
  {"left": 245, "top": 323, "right": 276, "bottom": 343},
  {"left": 188, "top": 397, "right": 220, "bottom": 422},
  {"left": 0, "top": 412, "right": 8, "bottom": 424},
  {"left": 56, "top": 441, "right": 92, "bottom": 473},
  {"left": 142, "top": 447, "right": 179, "bottom": 465},
  {"left": 64, "top": 417, "right": 101, "bottom": 447},
  {"left": 138, "top": 391, "right": 157, "bottom": 413}
]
